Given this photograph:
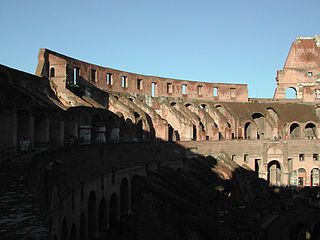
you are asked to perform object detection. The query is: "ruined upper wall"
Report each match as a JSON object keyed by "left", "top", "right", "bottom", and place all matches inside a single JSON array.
[
  {"left": 274, "top": 36, "right": 320, "bottom": 102},
  {"left": 36, "top": 49, "right": 248, "bottom": 102}
]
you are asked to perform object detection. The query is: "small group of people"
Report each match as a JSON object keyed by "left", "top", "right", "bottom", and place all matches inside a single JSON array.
[{"left": 19, "top": 136, "right": 31, "bottom": 152}]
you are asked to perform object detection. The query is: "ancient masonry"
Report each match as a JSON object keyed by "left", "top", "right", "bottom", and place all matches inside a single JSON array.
[{"left": 1, "top": 36, "right": 320, "bottom": 238}]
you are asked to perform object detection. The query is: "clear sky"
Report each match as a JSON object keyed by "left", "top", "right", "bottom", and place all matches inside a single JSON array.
[{"left": 0, "top": 0, "right": 319, "bottom": 98}]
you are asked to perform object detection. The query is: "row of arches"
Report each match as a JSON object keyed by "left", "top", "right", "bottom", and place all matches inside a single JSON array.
[
  {"left": 267, "top": 160, "right": 320, "bottom": 187},
  {"left": 53, "top": 174, "right": 143, "bottom": 240}
]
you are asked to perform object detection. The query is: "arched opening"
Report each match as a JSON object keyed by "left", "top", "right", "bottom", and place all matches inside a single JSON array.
[
  {"left": 70, "top": 223, "right": 77, "bottom": 240},
  {"left": 88, "top": 191, "right": 97, "bottom": 240},
  {"left": 192, "top": 124, "right": 197, "bottom": 141},
  {"left": 170, "top": 102, "right": 176, "bottom": 106},
  {"left": 50, "top": 67, "right": 55, "bottom": 77},
  {"left": 244, "top": 122, "right": 255, "bottom": 139},
  {"left": 290, "top": 123, "right": 301, "bottom": 139},
  {"left": 79, "top": 213, "right": 85, "bottom": 240},
  {"left": 313, "top": 222, "right": 320, "bottom": 240},
  {"left": 17, "top": 110, "right": 32, "bottom": 146},
  {"left": 91, "top": 114, "right": 105, "bottom": 143},
  {"left": 298, "top": 168, "right": 307, "bottom": 186},
  {"left": 109, "top": 193, "right": 118, "bottom": 228},
  {"left": 311, "top": 168, "right": 320, "bottom": 187},
  {"left": 168, "top": 124, "right": 173, "bottom": 142},
  {"left": 106, "top": 115, "right": 120, "bottom": 143},
  {"left": 61, "top": 217, "right": 68, "bottom": 240},
  {"left": 120, "top": 178, "right": 129, "bottom": 218},
  {"left": 136, "top": 120, "right": 143, "bottom": 142},
  {"left": 185, "top": 103, "right": 192, "bottom": 109},
  {"left": 267, "top": 160, "right": 281, "bottom": 186},
  {"left": 304, "top": 122, "right": 317, "bottom": 139},
  {"left": 34, "top": 114, "right": 49, "bottom": 146},
  {"left": 285, "top": 87, "right": 297, "bottom": 99},
  {"left": 131, "top": 175, "right": 144, "bottom": 211},
  {"left": 316, "top": 107, "right": 320, "bottom": 119},
  {"left": 98, "top": 199, "right": 107, "bottom": 234},
  {"left": 251, "top": 113, "right": 265, "bottom": 139},
  {"left": 200, "top": 104, "right": 207, "bottom": 110}
]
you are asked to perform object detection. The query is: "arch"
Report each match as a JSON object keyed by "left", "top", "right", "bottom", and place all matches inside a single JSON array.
[
  {"left": 244, "top": 122, "right": 256, "bottom": 139},
  {"left": 185, "top": 103, "right": 193, "bottom": 108},
  {"left": 131, "top": 175, "right": 143, "bottom": 211},
  {"left": 285, "top": 87, "right": 297, "bottom": 99},
  {"left": 120, "top": 178, "right": 129, "bottom": 218},
  {"left": 267, "top": 160, "right": 281, "bottom": 186},
  {"left": 50, "top": 67, "right": 55, "bottom": 77},
  {"left": 311, "top": 168, "right": 320, "bottom": 186},
  {"left": 200, "top": 103, "right": 208, "bottom": 110},
  {"left": 313, "top": 221, "right": 320, "bottom": 240},
  {"left": 304, "top": 122, "right": 317, "bottom": 139},
  {"left": 91, "top": 113, "right": 105, "bottom": 143},
  {"left": 17, "top": 109, "right": 32, "bottom": 146},
  {"left": 79, "top": 213, "right": 85, "bottom": 240},
  {"left": 251, "top": 112, "right": 265, "bottom": 139},
  {"left": 298, "top": 168, "right": 307, "bottom": 186},
  {"left": 88, "top": 191, "right": 97, "bottom": 240},
  {"left": 290, "top": 122, "right": 301, "bottom": 139},
  {"left": 316, "top": 107, "right": 320, "bottom": 119},
  {"left": 70, "top": 223, "right": 77, "bottom": 240},
  {"left": 98, "top": 198, "right": 107, "bottom": 233},
  {"left": 109, "top": 193, "right": 118, "bottom": 227},
  {"left": 170, "top": 102, "right": 176, "bottom": 106},
  {"left": 61, "top": 217, "right": 68, "bottom": 240}
]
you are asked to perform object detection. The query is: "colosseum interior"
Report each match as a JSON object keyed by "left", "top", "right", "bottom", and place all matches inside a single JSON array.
[{"left": 2, "top": 36, "right": 320, "bottom": 240}]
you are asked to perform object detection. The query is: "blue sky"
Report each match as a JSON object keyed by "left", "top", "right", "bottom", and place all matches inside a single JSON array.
[{"left": 0, "top": 0, "right": 319, "bottom": 98}]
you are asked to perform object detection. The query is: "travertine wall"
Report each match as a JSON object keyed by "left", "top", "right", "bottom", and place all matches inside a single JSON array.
[
  {"left": 274, "top": 36, "right": 320, "bottom": 102},
  {"left": 36, "top": 49, "right": 248, "bottom": 102}
]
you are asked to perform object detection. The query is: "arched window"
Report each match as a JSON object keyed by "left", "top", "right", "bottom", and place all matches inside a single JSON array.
[
  {"left": 304, "top": 122, "right": 317, "bottom": 139},
  {"left": 50, "top": 67, "right": 55, "bottom": 77},
  {"left": 290, "top": 123, "right": 301, "bottom": 139},
  {"left": 285, "top": 87, "right": 297, "bottom": 99}
]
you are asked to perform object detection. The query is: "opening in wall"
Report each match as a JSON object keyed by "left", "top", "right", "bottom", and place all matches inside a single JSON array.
[
  {"left": 151, "top": 82, "right": 157, "bottom": 97},
  {"left": 121, "top": 76, "right": 128, "bottom": 88},
  {"left": 73, "top": 67, "right": 79, "bottom": 85},
  {"left": 182, "top": 84, "right": 187, "bottom": 95},
  {"left": 213, "top": 87, "right": 218, "bottom": 97},
  {"left": 91, "top": 69, "right": 97, "bottom": 82},
  {"left": 137, "top": 79, "right": 143, "bottom": 90},
  {"left": 106, "top": 73, "right": 113, "bottom": 85},
  {"left": 230, "top": 88, "right": 236, "bottom": 98},
  {"left": 167, "top": 83, "right": 173, "bottom": 93},
  {"left": 50, "top": 67, "right": 55, "bottom": 78},
  {"left": 198, "top": 85, "right": 203, "bottom": 96}
]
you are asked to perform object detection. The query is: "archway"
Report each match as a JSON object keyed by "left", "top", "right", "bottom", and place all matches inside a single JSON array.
[
  {"left": 305, "top": 122, "right": 317, "bottom": 139},
  {"left": 251, "top": 113, "right": 265, "bottom": 139},
  {"left": 98, "top": 198, "right": 107, "bottom": 234},
  {"left": 17, "top": 110, "right": 32, "bottom": 145},
  {"left": 298, "top": 168, "right": 307, "bottom": 186},
  {"left": 311, "top": 168, "right": 320, "bottom": 186},
  {"left": 79, "top": 213, "right": 85, "bottom": 240},
  {"left": 61, "top": 217, "right": 68, "bottom": 240},
  {"left": 290, "top": 123, "right": 301, "bottom": 139},
  {"left": 131, "top": 175, "right": 144, "bottom": 211},
  {"left": 109, "top": 193, "right": 118, "bottom": 227},
  {"left": 70, "top": 223, "right": 77, "bottom": 240},
  {"left": 244, "top": 122, "right": 256, "bottom": 139},
  {"left": 88, "top": 191, "right": 97, "bottom": 240},
  {"left": 91, "top": 114, "right": 105, "bottom": 143},
  {"left": 267, "top": 160, "right": 281, "bottom": 186},
  {"left": 285, "top": 87, "right": 297, "bottom": 99},
  {"left": 120, "top": 178, "right": 129, "bottom": 218}
]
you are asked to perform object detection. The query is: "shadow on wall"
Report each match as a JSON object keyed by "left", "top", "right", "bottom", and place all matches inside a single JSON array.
[{"left": 28, "top": 110, "right": 320, "bottom": 240}]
